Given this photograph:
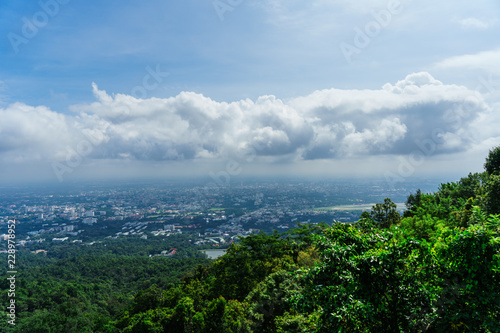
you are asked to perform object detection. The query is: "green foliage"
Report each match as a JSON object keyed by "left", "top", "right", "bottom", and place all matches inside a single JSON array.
[
  {"left": 130, "top": 285, "right": 164, "bottom": 315},
  {"left": 356, "top": 198, "right": 402, "bottom": 232},
  {"left": 431, "top": 225, "right": 500, "bottom": 331},
  {"left": 245, "top": 271, "right": 302, "bottom": 333},
  {"left": 437, "top": 172, "right": 487, "bottom": 205},
  {"left": 296, "top": 247, "right": 319, "bottom": 268},
  {"left": 355, "top": 211, "right": 378, "bottom": 233},
  {"left": 0, "top": 249, "right": 208, "bottom": 332},
  {"left": 484, "top": 174, "right": 500, "bottom": 215},
  {"left": 274, "top": 311, "right": 319, "bottom": 333},
  {"left": 485, "top": 145, "right": 500, "bottom": 175},
  {"left": 404, "top": 188, "right": 422, "bottom": 217},
  {"left": 209, "top": 231, "right": 297, "bottom": 301},
  {"left": 295, "top": 224, "right": 438, "bottom": 332},
  {"left": 399, "top": 214, "right": 441, "bottom": 240},
  {"left": 370, "top": 198, "right": 401, "bottom": 228},
  {"left": 107, "top": 226, "right": 321, "bottom": 332}
]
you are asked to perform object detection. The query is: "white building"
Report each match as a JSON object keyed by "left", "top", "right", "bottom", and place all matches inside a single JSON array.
[
  {"left": 63, "top": 225, "right": 75, "bottom": 232},
  {"left": 82, "top": 218, "right": 97, "bottom": 225}
]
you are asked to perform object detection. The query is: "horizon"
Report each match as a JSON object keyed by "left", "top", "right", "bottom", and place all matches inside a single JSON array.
[{"left": 0, "top": 175, "right": 457, "bottom": 205}]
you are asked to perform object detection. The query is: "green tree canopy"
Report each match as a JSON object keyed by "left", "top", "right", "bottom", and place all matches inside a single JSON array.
[
  {"left": 370, "top": 198, "right": 401, "bottom": 228},
  {"left": 484, "top": 145, "right": 500, "bottom": 175}
]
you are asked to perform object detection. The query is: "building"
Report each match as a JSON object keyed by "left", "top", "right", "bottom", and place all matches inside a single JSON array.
[
  {"left": 82, "top": 218, "right": 97, "bottom": 225},
  {"left": 63, "top": 225, "right": 75, "bottom": 232}
]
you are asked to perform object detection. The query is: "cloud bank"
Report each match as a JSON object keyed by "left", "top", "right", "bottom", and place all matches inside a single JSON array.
[{"left": 0, "top": 72, "right": 497, "bottom": 180}]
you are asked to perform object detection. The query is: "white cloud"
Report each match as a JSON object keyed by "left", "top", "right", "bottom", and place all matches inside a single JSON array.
[
  {"left": 341, "top": 118, "right": 407, "bottom": 156},
  {"left": 0, "top": 103, "right": 78, "bottom": 162},
  {"left": 433, "top": 48, "right": 500, "bottom": 74},
  {"left": 292, "top": 72, "right": 490, "bottom": 159},
  {"left": 457, "top": 17, "right": 493, "bottom": 30},
  {"left": 0, "top": 72, "right": 496, "bottom": 181}
]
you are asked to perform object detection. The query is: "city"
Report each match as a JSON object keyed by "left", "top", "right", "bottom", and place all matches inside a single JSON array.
[{"left": 0, "top": 177, "right": 438, "bottom": 255}]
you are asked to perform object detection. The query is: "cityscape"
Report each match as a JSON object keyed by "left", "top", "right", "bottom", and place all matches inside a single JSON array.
[{"left": 0, "top": 178, "right": 438, "bottom": 254}]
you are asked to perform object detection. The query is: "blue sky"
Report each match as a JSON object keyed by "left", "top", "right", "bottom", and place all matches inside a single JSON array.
[{"left": 1, "top": 0, "right": 500, "bottom": 184}]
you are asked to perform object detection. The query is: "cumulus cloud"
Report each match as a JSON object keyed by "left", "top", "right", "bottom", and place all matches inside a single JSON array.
[
  {"left": 292, "top": 72, "right": 489, "bottom": 158},
  {"left": 0, "top": 103, "right": 78, "bottom": 162},
  {"left": 0, "top": 72, "right": 495, "bottom": 172}
]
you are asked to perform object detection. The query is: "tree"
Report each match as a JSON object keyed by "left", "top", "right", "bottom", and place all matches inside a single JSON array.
[
  {"left": 484, "top": 145, "right": 500, "bottom": 175},
  {"left": 370, "top": 198, "right": 401, "bottom": 228},
  {"left": 431, "top": 225, "right": 500, "bottom": 331},
  {"left": 209, "top": 231, "right": 296, "bottom": 301},
  {"left": 245, "top": 270, "right": 303, "bottom": 333},
  {"left": 295, "top": 224, "right": 436, "bottom": 332},
  {"left": 406, "top": 189, "right": 422, "bottom": 210},
  {"left": 484, "top": 174, "right": 500, "bottom": 215},
  {"left": 131, "top": 285, "right": 164, "bottom": 315},
  {"left": 356, "top": 211, "right": 377, "bottom": 232},
  {"left": 404, "top": 189, "right": 422, "bottom": 217}
]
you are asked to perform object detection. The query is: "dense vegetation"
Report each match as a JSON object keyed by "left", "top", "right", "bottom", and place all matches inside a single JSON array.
[
  {"left": 2, "top": 146, "right": 500, "bottom": 332},
  {"left": 1, "top": 236, "right": 210, "bottom": 333}
]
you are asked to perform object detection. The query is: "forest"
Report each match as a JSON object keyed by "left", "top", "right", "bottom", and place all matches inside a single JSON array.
[{"left": 2, "top": 146, "right": 500, "bottom": 332}]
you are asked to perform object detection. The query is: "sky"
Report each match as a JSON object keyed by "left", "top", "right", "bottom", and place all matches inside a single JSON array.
[{"left": 0, "top": 0, "right": 499, "bottom": 185}]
